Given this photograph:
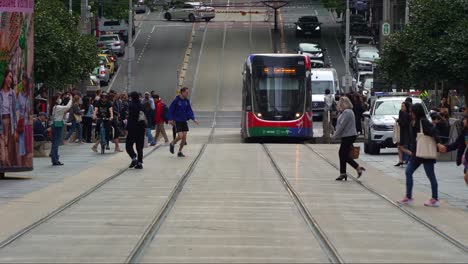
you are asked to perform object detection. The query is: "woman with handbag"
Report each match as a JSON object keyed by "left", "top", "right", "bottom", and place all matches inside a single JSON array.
[
  {"left": 394, "top": 101, "right": 412, "bottom": 167},
  {"left": 438, "top": 114, "right": 468, "bottom": 205},
  {"left": 50, "top": 94, "right": 72, "bottom": 166},
  {"left": 333, "top": 96, "right": 366, "bottom": 181},
  {"left": 63, "top": 95, "right": 84, "bottom": 144},
  {"left": 398, "top": 103, "right": 441, "bottom": 207}
]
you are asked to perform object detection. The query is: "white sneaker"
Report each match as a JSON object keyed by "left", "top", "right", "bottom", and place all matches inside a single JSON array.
[
  {"left": 424, "top": 198, "right": 440, "bottom": 207},
  {"left": 397, "top": 197, "right": 414, "bottom": 205}
]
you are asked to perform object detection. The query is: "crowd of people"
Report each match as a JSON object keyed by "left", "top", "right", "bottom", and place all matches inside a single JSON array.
[
  {"left": 32, "top": 87, "right": 199, "bottom": 169},
  {"left": 329, "top": 92, "right": 468, "bottom": 208}
]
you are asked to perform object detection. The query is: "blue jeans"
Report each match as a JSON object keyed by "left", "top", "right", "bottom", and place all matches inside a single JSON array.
[
  {"left": 51, "top": 126, "right": 63, "bottom": 164},
  {"left": 145, "top": 128, "right": 155, "bottom": 144},
  {"left": 64, "top": 120, "right": 82, "bottom": 141},
  {"left": 405, "top": 159, "right": 438, "bottom": 200}
]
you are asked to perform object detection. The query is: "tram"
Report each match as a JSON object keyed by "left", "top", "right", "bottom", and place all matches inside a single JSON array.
[{"left": 241, "top": 54, "right": 313, "bottom": 140}]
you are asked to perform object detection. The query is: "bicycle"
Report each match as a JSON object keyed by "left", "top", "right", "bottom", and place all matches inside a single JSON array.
[{"left": 98, "top": 117, "right": 111, "bottom": 154}]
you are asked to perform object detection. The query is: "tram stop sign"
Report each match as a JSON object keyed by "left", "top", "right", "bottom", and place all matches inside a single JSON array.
[{"left": 382, "top": 22, "right": 391, "bottom": 36}]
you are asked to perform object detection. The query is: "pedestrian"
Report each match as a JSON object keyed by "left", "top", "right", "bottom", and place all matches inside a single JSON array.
[
  {"left": 438, "top": 114, "right": 468, "bottom": 208},
  {"left": 143, "top": 99, "right": 156, "bottom": 146},
  {"left": 33, "top": 112, "right": 50, "bottom": 141},
  {"left": 394, "top": 101, "right": 412, "bottom": 167},
  {"left": 49, "top": 93, "right": 72, "bottom": 166},
  {"left": 91, "top": 92, "right": 113, "bottom": 152},
  {"left": 398, "top": 103, "right": 441, "bottom": 207},
  {"left": 110, "top": 92, "right": 123, "bottom": 152},
  {"left": 154, "top": 94, "right": 169, "bottom": 144},
  {"left": 168, "top": 87, "right": 198, "bottom": 157},
  {"left": 81, "top": 96, "right": 94, "bottom": 143},
  {"left": 353, "top": 94, "right": 364, "bottom": 135},
  {"left": 431, "top": 112, "right": 450, "bottom": 144},
  {"left": 63, "top": 95, "right": 84, "bottom": 144},
  {"left": 333, "top": 96, "right": 365, "bottom": 181},
  {"left": 323, "top": 89, "right": 336, "bottom": 139},
  {"left": 439, "top": 97, "right": 452, "bottom": 117},
  {"left": 126, "top": 91, "right": 145, "bottom": 169}
]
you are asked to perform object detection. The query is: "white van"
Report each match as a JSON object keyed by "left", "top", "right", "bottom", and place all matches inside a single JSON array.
[
  {"left": 98, "top": 17, "right": 135, "bottom": 42},
  {"left": 310, "top": 68, "right": 340, "bottom": 118}
]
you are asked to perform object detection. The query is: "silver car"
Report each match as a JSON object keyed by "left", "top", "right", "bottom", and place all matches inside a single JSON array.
[
  {"left": 92, "top": 64, "right": 110, "bottom": 86},
  {"left": 97, "top": 34, "right": 126, "bottom": 56},
  {"left": 363, "top": 96, "right": 429, "bottom": 155},
  {"left": 352, "top": 46, "right": 379, "bottom": 72},
  {"left": 164, "top": 2, "right": 215, "bottom": 22}
]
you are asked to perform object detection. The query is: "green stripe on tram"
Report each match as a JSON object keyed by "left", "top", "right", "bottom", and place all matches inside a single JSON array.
[{"left": 248, "top": 127, "right": 291, "bottom": 137}]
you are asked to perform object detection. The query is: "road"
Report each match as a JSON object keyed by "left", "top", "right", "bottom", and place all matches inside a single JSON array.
[{"left": 0, "top": 0, "right": 467, "bottom": 262}]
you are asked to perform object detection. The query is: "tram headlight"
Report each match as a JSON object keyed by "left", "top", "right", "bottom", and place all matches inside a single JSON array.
[
  {"left": 256, "top": 113, "right": 262, "bottom": 118},
  {"left": 295, "top": 112, "right": 302, "bottom": 118}
]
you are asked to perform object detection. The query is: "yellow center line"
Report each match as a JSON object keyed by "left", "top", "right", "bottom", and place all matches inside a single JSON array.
[{"left": 177, "top": 23, "right": 197, "bottom": 93}]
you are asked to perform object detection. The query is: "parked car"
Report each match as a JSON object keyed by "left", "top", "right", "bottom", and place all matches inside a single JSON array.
[
  {"left": 296, "top": 42, "right": 326, "bottom": 61},
  {"left": 98, "top": 54, "right": 115, "bottom": 76},
  {"left": 97, "top": 34, "right": 126, "bottom": 56},
  {"left": 92, "top": 63, "right": 111, "bottom": 86},
  {"left": 135, "top": 2, "right": 147, "bottom": 13},
  {"left": 352, "top": 46, "right": 379, "bottom": 72},
  {"left": 295, "top": 16, "right": 321, "bottom": 37},
  {"left": 100, "top": 48, "right": 119, "bottom": 71},
  {"left": 164, "top": 2, "right": 215, "bottom": 22},
  {"left": 310, "top": 59, "right": 325, "bottom": 68},
  {"left": 363, "top": 96, "right": 430, "bottom": 155}
]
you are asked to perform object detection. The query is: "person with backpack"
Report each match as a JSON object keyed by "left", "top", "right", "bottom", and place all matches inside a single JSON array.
[
  {"left": 168, "top": 87, "right": 198, "bottom": 157},
  {"left": 154, "top": 94, "right": 169, "bottom": 144}
]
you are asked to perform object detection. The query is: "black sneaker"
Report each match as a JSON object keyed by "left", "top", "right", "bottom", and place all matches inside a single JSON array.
[
  {"left": 169, "top": 143, "right": 175, "bottom": 154},
  {"left": 177, "top": 152, "right": 185, "bottom": 157},
  {"left": 52, "top": 161, "right": 64, "bottom": 166},
  {"left": 129, "top": 160, "right": 138, "bottom": 168},
  {"left": 135, "top": 162, "right": 143, "bottom": 169}
]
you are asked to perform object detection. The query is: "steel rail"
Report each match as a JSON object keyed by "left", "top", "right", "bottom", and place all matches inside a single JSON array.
[
  {"left": 303, "top": 143, "right": 468, "bottom": 255},
  {"left": 262, "top": 144, "right": 344, "bottom": 264},
  {"left": 0, "top": 144, "right": 163, "bottom": 250}
]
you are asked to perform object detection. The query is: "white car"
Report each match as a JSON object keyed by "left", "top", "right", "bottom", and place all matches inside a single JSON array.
[
  {"left": 363, "top": 96, "right": 430, "bottom": 155},
  {"left": 164, "top": 2, "right": 215, "bottom": 22}
]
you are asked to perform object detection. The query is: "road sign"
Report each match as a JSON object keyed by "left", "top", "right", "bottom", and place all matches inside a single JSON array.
[{"left": 382, "top": 22, "right": 391, "bottom": 36}]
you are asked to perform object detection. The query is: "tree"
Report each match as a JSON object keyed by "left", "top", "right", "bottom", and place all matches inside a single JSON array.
[{"left": 35, "top": 0, "right": 98, "bottom": 91}]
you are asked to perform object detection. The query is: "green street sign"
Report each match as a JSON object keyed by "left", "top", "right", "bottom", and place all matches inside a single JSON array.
[{"left": 382, "top": 22, "right": 391, "bottom": 36}]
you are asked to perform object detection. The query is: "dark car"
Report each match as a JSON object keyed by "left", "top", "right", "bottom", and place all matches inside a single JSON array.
[{"left": 295, "top": 16, "right": 321, "bottom": 38}]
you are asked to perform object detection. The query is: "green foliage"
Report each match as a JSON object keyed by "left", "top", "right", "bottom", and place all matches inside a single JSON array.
[
  {"left": 378, "top": 0, "right": 468, "bottom": 88},
  {"left": 35, "top": 0, "right": 99, "bottom": 91}
]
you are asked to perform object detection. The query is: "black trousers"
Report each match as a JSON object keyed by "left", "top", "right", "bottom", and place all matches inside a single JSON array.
[
  {"left": 82, "top": 116, "right": 93, "bottom": 142},
  {"left": 339, "top": 136, "right": 359, "bottom": 174},
  {"left": 126, "top": 131, "right": 144, "bottom": 163}
]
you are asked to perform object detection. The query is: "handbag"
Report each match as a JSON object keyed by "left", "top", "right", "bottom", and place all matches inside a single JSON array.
[
  {"left": 74, "top": 114, "right": 82, "bottom": 123},
  {"left": 416, "top": 120, "right": 438, "bottom": 159},
  {"left": 349, "top": 145, "right": 360, "bottom": 159},
  {"left": 16, "top": 118, "right": 25, "bottom": 133},
  {"left": 138, "top": 110, "right": 148, "bottom": 127},
  {"left": 393, "top": 120, "right": 400, "bottom": 144}
]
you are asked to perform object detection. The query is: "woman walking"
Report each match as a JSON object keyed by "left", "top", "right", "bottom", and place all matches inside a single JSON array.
[
  {"left": 143, "top": 99, "right": 156, "bottom": 146},
  {"left": 81, "top": 96, "right": 94, "bottom": 143},
  {"left": 64, "top": 95, "right": 84, "bottom": 144},
  {"left": 398, "top": 103, "right": 441, "bottom": 207},
  {"left": 126, "top": 92, "right": 145, "bottom": 169},
  {"left": 333, "top": 96, "right": 365, "bottom": 181},
  {"left": 50, "top": 94, "right": 72, "bottom": 166},
  {"left": 394, "top": 101, "right": 412, "bottom": 167}
]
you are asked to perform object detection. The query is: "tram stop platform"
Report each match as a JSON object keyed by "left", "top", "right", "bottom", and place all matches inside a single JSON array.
[{"left": 0, "top": 139, "right": 467, "bottom": 263}]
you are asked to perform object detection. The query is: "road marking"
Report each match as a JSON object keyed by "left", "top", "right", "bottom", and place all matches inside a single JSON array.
[
  {"left": 177, "top": 23, "right": 197, "bottom": 91},
  {"left": 334, "top": 30, "right": 346, "bottom": 66},
  {"left": 190, "top": 23, "right": 209, "bottom": 100},
  {"left": 314, "top": 9, "right": 318, "bottom": 16},
  {"left": 151, "top": 25, "right": 156, "bottom": 33}
]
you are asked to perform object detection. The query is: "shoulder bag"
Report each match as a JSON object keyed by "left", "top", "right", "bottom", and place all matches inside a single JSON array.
[
  {"left": 416, "top": 120, "right": 438, "bottom": 159},
  {"left": 138, "top": 110, "right": 148, "bottom": 127},
  {"left": 349, "top": 145, "right": 360, "bottom": 159},
  {"left": 392, "top": 120, "right": 400, "bottom": 144}
]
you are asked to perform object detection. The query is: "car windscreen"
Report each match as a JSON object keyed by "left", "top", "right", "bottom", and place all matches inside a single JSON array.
[
  {"left": 299, "top": 17, "right": 318, "bottom": 23},
  {"left": 99, "top": 36, "right": 118, "bottom": 42},
  {"left": 373, "top": 100, "right": 401, "bottom": 115},
  {"left": 312, "top": 80, "right": 333, "bottom": 94},
  {"left": 355, "top": 38, "right": 373, "bottom": 44},
  {"left": 363, "top": 78, "right": 373, "bottom": 89},
  {"left": 358, "top": 50, "right": 379, "bottom": 60},
  {"left": 103, "top": 21, "right": 121, "bottom": 26},
  {"left": 302, "top": 46, "right": 321, "bottom": 53}
]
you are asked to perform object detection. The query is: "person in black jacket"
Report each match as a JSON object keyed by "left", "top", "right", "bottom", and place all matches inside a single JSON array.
[
  {"left": 431, "top": 113, "right": 450, "bottom": 144},
  {"left": 126, "top": 92, "right": 145, "bottom": 169},
  {"left": 439, "top": 114, "right": 468, "bottom": 187},
  {"left": 398, "top": 103, "right": 441, "bottom": 207},
  {"left": 395, "top": 101, "right": 412, "bottom": 166}
]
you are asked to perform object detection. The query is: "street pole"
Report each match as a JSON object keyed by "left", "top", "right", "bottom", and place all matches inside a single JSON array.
[
  {"left": 127, "top": 0, "right": 133, "bottom": 92},
  {"left": 344, "top": 0, "right": 351, "bottom": 93},
  {"left": 69, "top": 0, "right": 73, "bottom": 14},
  {"left": 405, "top": 0, "right": 409, "bottom": 25},
  {"left": 80, "top": 0, "right": 88, "bottom": 34}
]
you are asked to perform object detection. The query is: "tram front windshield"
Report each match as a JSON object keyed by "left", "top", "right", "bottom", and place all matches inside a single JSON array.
[{"left": 252, "top": 67, "right": 305, "bottom": 121}]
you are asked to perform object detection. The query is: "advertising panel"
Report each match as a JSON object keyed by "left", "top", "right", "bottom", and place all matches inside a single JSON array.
[{"left": 0, "top": 0, "right": 34, "bottom": 172}]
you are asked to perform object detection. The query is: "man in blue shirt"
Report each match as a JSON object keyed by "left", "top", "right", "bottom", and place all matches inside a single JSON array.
[{"left": 168, "top": 87, "right": 198, "bottom": 157}]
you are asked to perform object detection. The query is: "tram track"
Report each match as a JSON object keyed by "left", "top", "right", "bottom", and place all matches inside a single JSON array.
[
  {"left": 262, "top": 144, "right": 344, "bottom": 264},
  {"left": 0, "top": 145, "right": 164, "bottom": 250},
  {"left": 302, "top": 143, "right": 468, "bottom": 255}
]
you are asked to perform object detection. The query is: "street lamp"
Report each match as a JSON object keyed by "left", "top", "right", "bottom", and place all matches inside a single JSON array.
[
  {"left": 127, "top": 0, "right": 134, "bottom": 92},
  {"left": 344, "top": 0, "right": 352, "bottom": 93}
]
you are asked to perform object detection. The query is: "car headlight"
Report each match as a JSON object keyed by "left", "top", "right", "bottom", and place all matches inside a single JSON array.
[
  {"left": 315, "top": 26, "right": 320, "bottom": 30},
  {"left": 315, "top": 53, "right": 323, "bottom": 57},
  {"left": 296, "top": 25, "right": 302, "bottom": 30}
]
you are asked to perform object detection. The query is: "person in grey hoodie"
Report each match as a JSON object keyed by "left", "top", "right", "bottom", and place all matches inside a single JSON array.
[{"left": 333, "top": 96, "right": 366, "bottom": 181}]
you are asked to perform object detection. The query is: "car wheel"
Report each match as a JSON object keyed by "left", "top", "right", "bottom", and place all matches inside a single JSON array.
[
  {"left": 368, "top": 142, "right": 380, "bottom": 155},
  {"left": 189, "top": 14, "right": 195, "bottom": 22},
  {"left": 164, "top": 13, "right": 172, "bottom": 21},
  {"left": 100, "top": 80, "right": 109, "bottom": 86},
  {"left": 204, "top": 17, "right": 212, "bottom": 22},
  {"left": 364, "top": 142, "right": 369, "bottom": 154}
]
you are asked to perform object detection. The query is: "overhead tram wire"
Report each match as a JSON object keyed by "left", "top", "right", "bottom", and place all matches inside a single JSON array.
[
  {"left": 262, "top": 144, "right": 344, "bottom": 264},
  {"left": 302, "top": 143, "right": 468, "bottom": 256}
]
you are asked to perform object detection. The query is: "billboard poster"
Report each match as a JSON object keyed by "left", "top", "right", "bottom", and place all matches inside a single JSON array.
[{"left": 0, "top": 0, "right": 34, "bottom": 172}]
